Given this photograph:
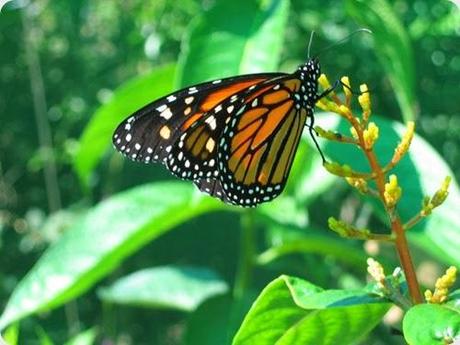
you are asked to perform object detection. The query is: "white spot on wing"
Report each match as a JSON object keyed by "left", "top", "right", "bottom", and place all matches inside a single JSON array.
[
  {"left": 156, "top": 104, "right": 167, "bottom": 112},
  {"left": 205, "top": 116, "right": 217, "bottom": 130},
  {"left": 160, "top": 107, "right": 173, "bottom": 120}
]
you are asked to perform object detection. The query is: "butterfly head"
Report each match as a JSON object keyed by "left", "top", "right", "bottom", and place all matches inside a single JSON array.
[{"left": 296, "top": 58, "right": 320, "bottom": 107}]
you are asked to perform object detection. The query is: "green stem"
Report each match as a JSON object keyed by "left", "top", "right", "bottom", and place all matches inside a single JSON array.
[
  {"left": 21, "top": 6, "right": 61, "bottom": 213},
  {"left": 234, "top": 210, "right": 256, "bottom": 299}
]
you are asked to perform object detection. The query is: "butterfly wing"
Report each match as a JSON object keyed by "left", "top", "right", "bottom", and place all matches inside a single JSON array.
[
  {"left": 112, "top": 73, "right": 285, "bottom": 166},
  {"left": 217, "top": 77, "right": 313, "bottom": 206}
]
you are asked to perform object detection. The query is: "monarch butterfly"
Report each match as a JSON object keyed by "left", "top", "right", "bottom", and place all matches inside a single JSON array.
[{"left": 113, "top": 58, "right": 332, "bottom": 207}]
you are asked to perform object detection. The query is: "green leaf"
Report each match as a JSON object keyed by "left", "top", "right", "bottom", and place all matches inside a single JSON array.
[
  {"left": 74, "top": 64, "right": 176, "bottom": 186},
  {"left": 317, "top": 113, "right": 460, "bottom": 267},
  {"left": 232, "top": 275, "right": 390, "bottom": 344},
  {"left": 256, "top": 227, "right": 370, "bottom": 270},
  {"left": 346, "top": 0, "right": 416, "bottom": 122},
  {"left": 185, "top": 296, "right": 235, "bottom": 345},
  {"left": 64, "top": 328, "right": 97, "bottom": 345},
  {"left": 403, "top": 304, "right": 460, "bottom": 345},
  {"left": 184, "top": 293, "right": 255, "bottom": 345},
  {"left": 177, "top": 0, "right": 290, "bottom": 86},
  {"left": 257, "top": 196, "right": 308, "bottom": 228},
  {"left": 98, "top": 266, "right": 228, "bottom": 312},
  {"left": 2, "top": 323, "right": 19, "bottom": 345},
  {"left": 0, "top": 182, "right": 226, "bottom": 330},
  {"left": 447, "top": 289, "right": 460, "bottom": 311}
]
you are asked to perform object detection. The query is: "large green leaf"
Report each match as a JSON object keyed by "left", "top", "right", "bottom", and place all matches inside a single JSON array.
[
  {"left": 232, "top": 276, "right": 390, "bottom": 344},
  {"left": 0, "top": 182, "right": 225, "bottom": 330},
  {"left": 74, "top": 64, "right": 176, "bottom": 185},
  {"left": 176, "top": 0, "right": 290, "bottom": 86},
  {"left": 346, "top": 0, "right": 416, "bottom": 122},
  {"left": 403, "top": 304, "right": 460, "bottom": 345},
  {"left": 98, "top": 266, "right": 228, "bottom": 311},
  {"left": 316, "top": 113, "right": 460, "bottom": 267}
]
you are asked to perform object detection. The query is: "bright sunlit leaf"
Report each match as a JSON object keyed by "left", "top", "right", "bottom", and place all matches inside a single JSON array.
[
  {"left": 0, "top": 182, "right": 225, "bottom": 330},
  {"left": 232, "top": 275, "right": 390, "bottom": 344},
  {"left": 98, "top": 266, "right": 228, "bottom": 311}
]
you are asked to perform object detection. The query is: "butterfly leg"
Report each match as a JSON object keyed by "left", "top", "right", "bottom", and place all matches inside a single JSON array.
[
  {"left": 305, "top": 114, "right": 327, "bottom": 164},
  {"left": 316, "top": 79, "right": 340, "bottom": 101}
]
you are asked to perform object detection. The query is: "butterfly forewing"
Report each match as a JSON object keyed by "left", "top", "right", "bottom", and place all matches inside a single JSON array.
[{"left": 112, "top": 73, "right": 284, "bottom": 167}]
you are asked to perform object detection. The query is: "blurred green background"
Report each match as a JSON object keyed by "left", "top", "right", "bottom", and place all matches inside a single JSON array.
[{"left": 0, "top": 0, "right": 459, "bottom": 344}]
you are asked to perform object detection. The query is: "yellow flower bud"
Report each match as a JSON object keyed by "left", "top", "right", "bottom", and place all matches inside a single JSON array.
[
  {"left": 328, "top": 217, "right": 370, "bottom": 239},
  {"left": 424, "top": 289, "right": 434, "bottom": 303},
  {"left": 358, "top": 84, "right": 371, "bottom": 122},
  {"left": 315, "top": 99, "right": 328, "bottom": 111},
  {"left": 324, "top": 161, "right": 353, "bottom": 177},
  {"left": 341, "top": 76, "right": 352, "bottom": 99},
  {"left": 346, "top": 177, "right": 368, "bottom": 194},
  {"left": 350, "top": 126, "right": 359, "bottom": 140},
  {"left": 392, "top": 121, "right": 415, "bottom": 165},
  {"left": 384, "top": 174, "right": 402, "bottom": 208},
  {"left": 363, "top": 122, "right": 379, "bottom": 149},
  {"left": 316, "top": 97, "right": 341, "bottom": 113},
  {"left": 425, "top": 266, "right": 457, "bottom": 304},
  {"left": 367, "top": 258, "right": 386, "bottom": 289},
  {"left": 328, "top": 217, "right": 347, "bottom": 237},
  {"left": 318, "top": 74, "right": 331, "bottom": 90},
  {"left": 431, "top": 176, "right": 451, "bottom": 207},
  {"left": 338, "top": 104, "right": 353, "bottom": 118}
]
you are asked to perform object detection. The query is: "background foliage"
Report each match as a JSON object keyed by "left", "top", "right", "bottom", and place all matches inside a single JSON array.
[{"left": 0, "top": 0, "right": 459, "bottom": 344}]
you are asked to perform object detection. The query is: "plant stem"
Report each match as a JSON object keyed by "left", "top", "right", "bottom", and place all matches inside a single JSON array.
[
  {"left": 234, "top": 210, "right": 256, "bottom": 299},
  {"left": 360, "top": 135, "right": 422, "bottom": 304},
  {"left": 403, "top": 212, "right": 425, "bottom": 230},
  {"left": 390, "top": 215, "right": 423, "bottom": 304}
]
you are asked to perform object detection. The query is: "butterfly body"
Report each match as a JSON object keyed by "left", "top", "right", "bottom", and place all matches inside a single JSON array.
[{"left": 113, "top": 58, "right": 321, "bottom": 207}]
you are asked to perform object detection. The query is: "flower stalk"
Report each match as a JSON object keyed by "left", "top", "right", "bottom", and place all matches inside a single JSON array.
[{"left": 316, "top": 74, "right": 451, "bottom": 305}]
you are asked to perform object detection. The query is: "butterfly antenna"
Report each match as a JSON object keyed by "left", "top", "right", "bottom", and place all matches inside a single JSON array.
[
  {"left": 313, "top": 28, "right": 372, "bottom": 58},
  {"left": 307, "top": 31, "right": 315, "bottom": 59}
]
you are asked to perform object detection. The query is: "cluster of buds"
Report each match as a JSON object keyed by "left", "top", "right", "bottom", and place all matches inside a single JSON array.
[
  {"left": 317, "top": 75, "right": 454, "bottom": 308},
  {"left": 316, "top": 75, "right": 451, "bottom": 234},
  {"left": 366, "top": 258, "right": 411, "bottom": 309},
  {"left": 404, "top": 176, "right": 452, "bottom": 230},
  {"left": 367, "top": 258, "right": 386, "bottom": 290},
  {"left": 328, "top": 217, "right": 371, "bottom": 240},
  {"left": 422, "top": 176, "right": 451, "bottom": 216},
  {"left": 425, "top": 266, "right": 457, "bottom": 304}
]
